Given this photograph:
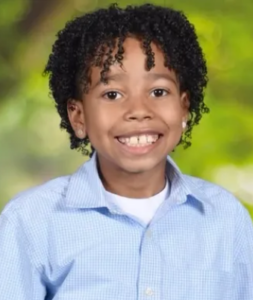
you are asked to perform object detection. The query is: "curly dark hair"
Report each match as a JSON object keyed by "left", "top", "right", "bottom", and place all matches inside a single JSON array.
[{"left": 44, "top": 3, "right": 209, "bottom": 157}]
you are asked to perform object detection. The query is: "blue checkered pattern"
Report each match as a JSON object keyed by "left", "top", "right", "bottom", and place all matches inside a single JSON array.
[{"left": 1, "top": 153, "right": 253, "bottom": 300}]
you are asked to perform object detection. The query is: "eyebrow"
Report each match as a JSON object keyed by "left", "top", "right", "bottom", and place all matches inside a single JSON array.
[
  {"left": 92, "top": 73, "right": 127, "bottom": 89},
  {"left": 144, "top": 73, "right": 177, "bottom": 85},
  {"left": 92, "top": 72, "right": 177, "bottom": 89}
]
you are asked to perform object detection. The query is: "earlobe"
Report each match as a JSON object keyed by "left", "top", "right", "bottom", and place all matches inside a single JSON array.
[
  {"left": 67, "top": 99, "right": 86, "bottom": 138},
  {"left": 76, "top": 128, "right": 86, "bottom": 139}
]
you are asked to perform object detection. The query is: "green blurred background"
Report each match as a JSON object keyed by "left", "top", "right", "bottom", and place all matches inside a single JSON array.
[{"left": 0, "top": 0, "right": 252, "bottom": 218}]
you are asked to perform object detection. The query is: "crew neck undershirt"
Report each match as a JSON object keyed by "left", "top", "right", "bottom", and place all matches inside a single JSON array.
[{"left": 105, "top": 179, "right": 169, "bottom": 224}]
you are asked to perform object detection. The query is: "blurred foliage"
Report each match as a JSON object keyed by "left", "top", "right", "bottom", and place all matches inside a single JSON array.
[{"left": 0, "top": 0, "right": 252, "bottom": 219}]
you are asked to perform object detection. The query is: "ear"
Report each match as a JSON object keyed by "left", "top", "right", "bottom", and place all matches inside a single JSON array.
[
  {"left": 67, "top": 99, "right": 86, "bottom": 139},
  {"left": 180, "top": 91, "right": 190, "bottom": 120}
]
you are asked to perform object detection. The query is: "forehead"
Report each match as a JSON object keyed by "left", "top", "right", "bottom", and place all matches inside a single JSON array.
[
  {"left": 113, "top": 37, "right": 165, "bottom": 64},
  {"left": 89, "top": 37, "right": 177, "bottom": 84}
]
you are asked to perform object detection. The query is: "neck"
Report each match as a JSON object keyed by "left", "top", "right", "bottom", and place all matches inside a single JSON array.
[{"left": 97, "top": 157, "right": 167, "bottom": 198}]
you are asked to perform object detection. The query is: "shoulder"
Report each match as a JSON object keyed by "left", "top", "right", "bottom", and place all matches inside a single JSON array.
[
  {"left": 182, "top": 174, "right": 253, "bottom": 239},
  {"left": 1, "top": 175, "right": 71, "bottom": 222},
  {"left": 182, "top": 174, "right": 233, "bottom": 197},
  {"left": 183, "top": 174, "right": 253, "bottom": 267},
  {"left": 182, "top": 173, "right": 246, "bottom": 214}
]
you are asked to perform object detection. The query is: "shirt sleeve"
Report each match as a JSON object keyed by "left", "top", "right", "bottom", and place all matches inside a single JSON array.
[
  {"left": 234, "top": 204, "right": 253, "bottom": 300},
  {"left": 0, "top": 214, "right": 46, "bottom": 300}
]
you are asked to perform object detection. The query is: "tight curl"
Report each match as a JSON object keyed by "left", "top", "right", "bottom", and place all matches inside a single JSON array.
[{"left": 44, "top": 3, "right": 209, "bottom": 157}]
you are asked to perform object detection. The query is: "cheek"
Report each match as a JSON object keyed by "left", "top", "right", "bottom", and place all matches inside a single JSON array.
[
  {"left": 157, "top": 102, "right": 184, "bottom": 127},
  {"left": 85, "top": 107, "right": 116, "bottom": 138}
]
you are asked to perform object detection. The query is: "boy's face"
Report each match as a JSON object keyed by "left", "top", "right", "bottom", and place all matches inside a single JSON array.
[{"left": 68, "top": 37, "right": 189, "bottom": 174}]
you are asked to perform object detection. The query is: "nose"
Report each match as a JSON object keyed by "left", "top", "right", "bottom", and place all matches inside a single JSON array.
[{"left": 123, "top": 97, "right": 154, "bottom": 122}]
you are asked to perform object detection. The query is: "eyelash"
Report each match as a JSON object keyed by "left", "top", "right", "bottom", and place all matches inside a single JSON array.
[
  {"left": 102, "top": 88, "right": 170, "bottom": 100},
  {"left": 103, "top": 91, "right": 122, "bottom": 100},
  {"left": 150, "top": 88, "right": 169, "bottom": 97}
]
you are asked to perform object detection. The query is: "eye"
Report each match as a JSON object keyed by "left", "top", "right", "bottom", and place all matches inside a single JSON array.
[
  {"left": 151, "top": 89, "right": 168, "bottom": 97},
  {"left": 103, "top": 91, "right": 122, "bottom": 100}
]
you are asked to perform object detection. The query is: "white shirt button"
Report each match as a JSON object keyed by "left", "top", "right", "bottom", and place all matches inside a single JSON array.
[{"left": 145, "top": 287, "right": 154, "bottom": 296}]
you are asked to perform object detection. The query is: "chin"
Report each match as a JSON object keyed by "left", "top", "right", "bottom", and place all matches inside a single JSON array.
[{"left": 118, "top": 157, "right": 165, "bottom": 174}]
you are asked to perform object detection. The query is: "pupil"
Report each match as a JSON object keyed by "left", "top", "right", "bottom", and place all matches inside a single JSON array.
[
  {"left": 155, "top": 89, "right": 163, "bottom": 96},
  {"left": 108, "top": 92, "right": 117, "bottom": 99}
]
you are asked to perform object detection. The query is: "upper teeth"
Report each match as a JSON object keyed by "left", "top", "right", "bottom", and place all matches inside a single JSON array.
[{"left": 118, "top": 135, "right": 159, "bottom": 146}]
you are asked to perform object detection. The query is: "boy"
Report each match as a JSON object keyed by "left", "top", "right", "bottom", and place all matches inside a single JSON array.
[{"left": 0, "top": 3, "right": 252, "bottom": 300}]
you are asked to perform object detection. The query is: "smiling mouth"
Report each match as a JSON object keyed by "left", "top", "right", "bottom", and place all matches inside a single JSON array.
[{"left": 116, "top": 134, "right": 163, "bottom": 147}]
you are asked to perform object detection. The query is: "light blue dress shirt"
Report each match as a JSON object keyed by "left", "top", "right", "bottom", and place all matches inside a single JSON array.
[{"left": 1, "top": 153, "right": 253, "bottom": 300}]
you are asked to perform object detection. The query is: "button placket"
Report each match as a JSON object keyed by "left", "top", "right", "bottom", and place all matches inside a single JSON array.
[
  {"left": 146, "top": 229, "right": 152, "bottom": 238},
  {"left": 137, "top": 227, "right": 161, "bottom": 300}
]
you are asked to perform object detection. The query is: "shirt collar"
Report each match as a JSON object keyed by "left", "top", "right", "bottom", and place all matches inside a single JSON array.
[
  {"left": 65, "top": 152, "right": 213, "bottom": 212},
  {"left": 165, "top": 156, "right": 214, "bottom": 212}
]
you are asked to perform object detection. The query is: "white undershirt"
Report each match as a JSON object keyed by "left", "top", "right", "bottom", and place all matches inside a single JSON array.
[{"left": 105, "top": 180, "right": 169, "bottom": 225}]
